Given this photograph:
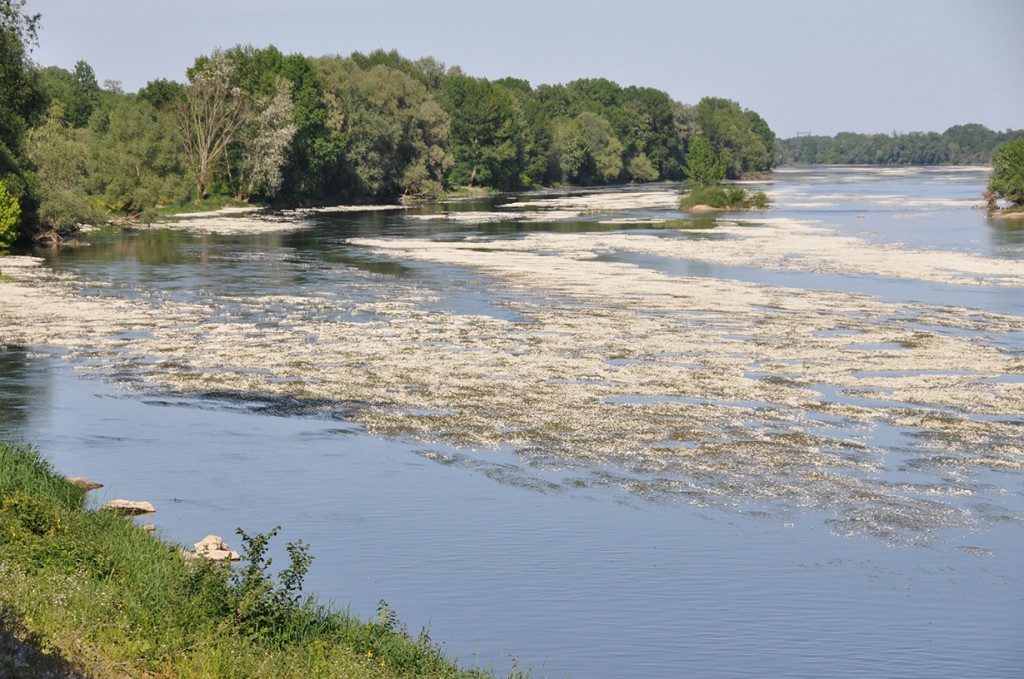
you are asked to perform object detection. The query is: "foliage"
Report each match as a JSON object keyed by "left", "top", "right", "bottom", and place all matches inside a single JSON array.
[
  {"left": 87, "top": 96, "right": 190, "bottom": 215},
  {"left": 173, "top": 50, "right": 249, "bottom": 199},
  {"left": 0, "top": 0, "right": 45, "bottom": 241},
  {"left": 11, "top": 38, "right": 779, "bottom": 228},
  {"left": 0, "top": 178, "right": 18, "bottom": 249},
  {"left": 988, "top": 138, "right": 1024, "bottom": 207},
  {"left": 683, "top": 136, "right": 725, "bottom": 187},
  {"left": 26, "top": 101, "right": 96, "bottom": 232},
  {"left": 0, "top": 441, "right": 526, "bottom": 678},
  {"left": 779, "top": 124, "right": 1024, "bottom": 166},
  {"left": 230, "top": 525, "right": 315, "bottom": 644},
  {"left": 627, "top": 152, "right": 659, "bottom": 183},
  {"left": 136, "top": 78, "right": 184, "bottom": 109},
  {"left": 237, "top": 76, "right": 296, "bottom": 200},
  {"left": 314, "top": 57, "right": 452, "bottom": 200},
  {"left": 694, "top": 97, "right": 775, "bottom": 178},
  {"left": 438, "top": 74, "right": 524, "bottom": 189},
  {"left": 678, "top": 184, "right": 769, "bottom": 211}
]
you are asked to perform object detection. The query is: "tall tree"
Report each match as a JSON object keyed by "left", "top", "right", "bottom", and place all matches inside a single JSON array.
[
  {"left": 438, "top": 74, "right": 524, "bottom": 189},
  {"left": 684, "top": 136, "right": 725, "bottom": 187},
  {"left": 313, "top": 57, "right": 451, "bottom": 200},
  {"left": 173, "top": 51, "right": 249, "bottom": 199},
  {"left": 237, "top": 77, "right": 296, "bottom": 200},
  {"left": 65, "top": 60, "right": 100, "bottom": 127},
  {"left": 87, "top": 96, "right": 189, "bottom": 214},
  {"left": 27, "top": 101, "right": 95, "bottom": 232},
  {"left": 695, "top": 97, "right": 773, "bottom": 178},
  {"left": 1, "top": 0, "right": 45, "bottom": 239},
  {"left": 988, "top": 138, "right": 1024, "bottom": 208}
]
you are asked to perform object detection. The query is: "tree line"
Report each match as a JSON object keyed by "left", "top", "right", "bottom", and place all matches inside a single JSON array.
[
  {"left": 0, "top": 3, "right": 776, "bottom": 248},
  {"left": 778, "top": 124, "right": 1024, "bottom": 166}
]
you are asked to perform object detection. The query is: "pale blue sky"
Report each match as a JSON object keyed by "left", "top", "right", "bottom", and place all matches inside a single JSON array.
[{"left": 24, "top": 0, "right": 1024, "bottom": 138}]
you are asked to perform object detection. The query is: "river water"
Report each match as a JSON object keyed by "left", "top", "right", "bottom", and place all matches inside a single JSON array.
[{"left": 1, "top": 167, "right": 1022, "bottom": 677}]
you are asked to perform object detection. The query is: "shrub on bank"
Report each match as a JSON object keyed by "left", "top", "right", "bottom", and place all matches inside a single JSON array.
[{"left": 0, "top": 441, "right": 522, "bottom": 678}]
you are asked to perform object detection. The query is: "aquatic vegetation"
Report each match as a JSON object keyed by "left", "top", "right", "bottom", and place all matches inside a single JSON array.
[{"left": 1, "top": 186, "right": 1022, "bottom": 546}]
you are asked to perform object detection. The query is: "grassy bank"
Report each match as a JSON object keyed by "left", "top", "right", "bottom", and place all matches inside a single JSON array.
[{"left": 0, "top": 441, "right": 526, "bottom": 678}]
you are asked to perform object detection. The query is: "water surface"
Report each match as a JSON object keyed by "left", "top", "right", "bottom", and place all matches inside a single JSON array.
[{"left": 2, "top": 167, "right": 1022, "bottom": 678}]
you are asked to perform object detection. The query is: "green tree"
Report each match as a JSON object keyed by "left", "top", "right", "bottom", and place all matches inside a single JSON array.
[
  {"left": 684, "top": 136, "right": 725, "bottom": 187},
  {"left": 277, "top": 53, "right": 346, "bottom": 202},
  {"left": 87, "top": 96, "right": 189, "bottom": 214},
  {"left": 136, "top": 78, "right": 184, "bottom": 109},
  {"left": 438, "top": 74, "right": 524, "bottom": 189},
  {"left": 576, "top": 111, "right": 623, "bottom": 182},
  {"left": 1, "top": 0, "right": 46, "bottom": 238},
  {"left": 0, "top": 178, "right": 19, "bottom": 250},
  {"left": 314, "top": 57, "right": 451, "bottom": 200},
  {"left": 695, "top": 97, "right": 774, "bottom": 178},
  {"left": 988, "top": 138, "right": 1024, "bottom": 208},
  {"left": 627, "top": 153, "right": 659, "bottom": 183},
  {"left": 27, "top": 101, "right": 95, "bottom": 232},
  {"left": 65, "top": 60, "right": 100, "bottom": 127}
]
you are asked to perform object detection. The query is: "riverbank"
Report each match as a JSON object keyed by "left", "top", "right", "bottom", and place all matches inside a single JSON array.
[{"left": 0, "top": 441, "right": 524, "bottom": 678}]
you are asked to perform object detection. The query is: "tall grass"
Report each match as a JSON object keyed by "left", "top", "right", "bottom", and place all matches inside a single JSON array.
[{"left": 0, "top": 441, "right": 528, "bottom": 678}]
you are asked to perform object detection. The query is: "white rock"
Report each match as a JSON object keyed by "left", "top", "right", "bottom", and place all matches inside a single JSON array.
[
  {"left": 189, "top": 535, "right": 241, "bottom": 562},
  {"left": 101, "top": 499, "right": 155, "bottom": 515}
]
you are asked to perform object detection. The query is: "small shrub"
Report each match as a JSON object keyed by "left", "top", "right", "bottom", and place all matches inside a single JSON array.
[
  {"left": 231, "top": 525, "right": 316, "bottom": 643},
  {"left": 0, "top": 180, "right": 21, "bottom": 251}
]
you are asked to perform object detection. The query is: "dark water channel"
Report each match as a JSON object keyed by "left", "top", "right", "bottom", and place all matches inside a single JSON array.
[{"left": 2, "top": 168, "right": 1023, "bottom": 677}]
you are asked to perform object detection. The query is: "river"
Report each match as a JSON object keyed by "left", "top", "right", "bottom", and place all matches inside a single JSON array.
[{"left": 1, "top": 166, "right": 1022, "bottom": 677}]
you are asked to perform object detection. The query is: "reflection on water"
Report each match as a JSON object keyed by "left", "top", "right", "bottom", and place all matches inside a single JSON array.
[{"left": 3, "top": 167, "right": 1024, "bottom": 678}]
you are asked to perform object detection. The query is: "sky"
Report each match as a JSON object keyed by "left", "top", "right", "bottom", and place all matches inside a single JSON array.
[{"left": 22, "top": 0, "right": 1024, "bottom": 139}]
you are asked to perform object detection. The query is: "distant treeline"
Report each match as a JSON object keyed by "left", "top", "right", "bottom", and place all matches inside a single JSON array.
[
  {"left": 778, "top": 124, "right": 1024, "bottom": 166},
  {"left": 2, "top": 6, "right": 777, "bottom": 244}
]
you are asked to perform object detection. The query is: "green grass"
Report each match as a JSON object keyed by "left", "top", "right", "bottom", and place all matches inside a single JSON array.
[
  {"left": 678, "top": 185, "right": 770, "bottom": 211},
  {"left": 0, "top": 441, "right": 529, "bottom": 678}
]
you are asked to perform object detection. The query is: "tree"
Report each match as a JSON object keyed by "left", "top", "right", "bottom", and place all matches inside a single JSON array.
[
  {"left": 988, "top": 138, "right": 1024, "bottom": 208},
  {"left": 684, "top": 136, "right": 725, "bottom": 187},
  {"left": 438, "top": 74, "right": 524, "bottom": 189},
  {"left": 237, "top": 77, "right": 296, "bottom": 200},
  {"left": 87, "top": 96, "right": 189, "bottom": 214},
  {"left": 65, "top": 60, "right": 100, "bottom": 127},
  {"left": 576, "top": 111, "right": 623, "bottom": 182},
  {"left": 694, "top": 97, "right": 774, "bottom": 178},
  {"left": 0, "top": 178, "right": 19, "bottom": 250},
  {"left": 627, "top": 153, "right": 658, "bottom": 183},
  {"left": 1, "top": 0, "right": 45, "bottom": 238},
  {"left": 173, "top": 51, "right": 249, "bottom": 199},
  {"left": 27, "top": 101, "right": 95, "bottom": 232}
]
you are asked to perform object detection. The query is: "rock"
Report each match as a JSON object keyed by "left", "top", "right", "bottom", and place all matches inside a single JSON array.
[
  {"left": 66, "top": 476, "right": 103, "bottom": 490},
  {"left": 142, "top": 523, "right": 156, "bottom": 533},
  {"left": 187, "top": 535, "right": 241, "bottom": 562},
  {"left": 101, "top": 499, "right": 155, "bottom": 515}
]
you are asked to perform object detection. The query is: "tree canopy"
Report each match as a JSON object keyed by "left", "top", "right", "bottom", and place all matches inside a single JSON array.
[
  {"left": 2, "top": 11, "right": 784, "bottom": 242},
  {"left": 988, "top": 138, "right": 1024, "bottom": 208},
  {"left": 779, "top": 125, "right": 1024, "bottom": 166}
]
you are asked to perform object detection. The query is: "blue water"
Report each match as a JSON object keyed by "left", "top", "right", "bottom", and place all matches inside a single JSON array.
[{"left": 2, "top": 167, "right": 1023, "bottom": 677}]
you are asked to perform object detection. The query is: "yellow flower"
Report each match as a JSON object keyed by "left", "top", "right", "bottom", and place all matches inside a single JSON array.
[{"left": 366, "top": 651, "right": 373, "bottom": 658}]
